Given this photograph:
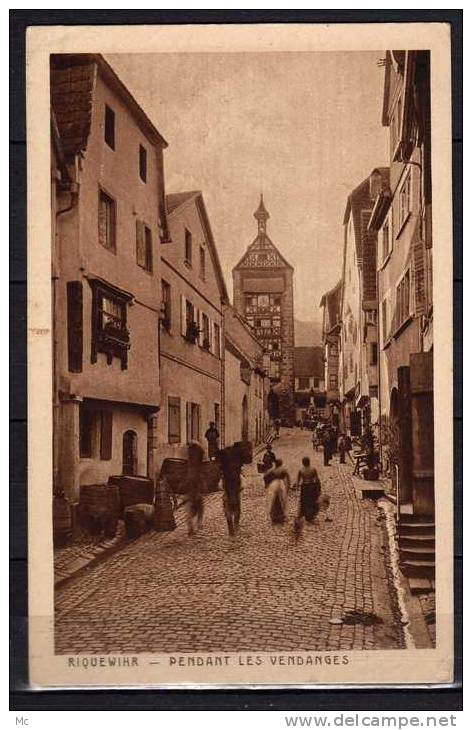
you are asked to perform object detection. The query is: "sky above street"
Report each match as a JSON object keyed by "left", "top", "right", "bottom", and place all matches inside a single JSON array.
[{"left": 108, "top": 51, "right": 388, "bottom": 323}]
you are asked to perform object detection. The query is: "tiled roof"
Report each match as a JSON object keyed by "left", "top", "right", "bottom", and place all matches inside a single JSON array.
[
  {"left": 293, "top": 346, "right": 324, "bottom": 379},
  {"left": 50, "top": 54, "right": 168, "bottom": 162},
  {"left": 320, "top": 280, "right": 342, "bottom": 331},
  {"left": 166, "top": 191, "right": 200, "bottom": 215},
  {"left": 50, "top": 62, "right": 96, "bottom": 161}
]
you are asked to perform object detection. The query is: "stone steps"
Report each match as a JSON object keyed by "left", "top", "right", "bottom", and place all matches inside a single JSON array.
[
  {"left": 400, "top": 559, "right": 435, "bottom": 580},
  {"left": 400, "top": 545, "right": 435, "bottom": 562},
  {"left": 399, "top": 534, "right": 435, "bottom": 549}
]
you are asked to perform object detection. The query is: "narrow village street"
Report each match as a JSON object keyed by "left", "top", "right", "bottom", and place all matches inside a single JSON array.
[{"left": 55, "top": 429, "right": 405, "bottom": 654}]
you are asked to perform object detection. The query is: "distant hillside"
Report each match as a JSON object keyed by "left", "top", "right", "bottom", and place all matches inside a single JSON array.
[{"left": 294, "top": 319, "right": 323, "bottom": 348}]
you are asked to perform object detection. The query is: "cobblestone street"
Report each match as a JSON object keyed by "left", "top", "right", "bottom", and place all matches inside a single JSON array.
[{"left": 55, "top": 429, "right": 405, "bottom": 654}]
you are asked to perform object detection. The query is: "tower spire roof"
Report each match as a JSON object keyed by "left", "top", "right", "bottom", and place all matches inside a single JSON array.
[{"left": 254, "top": 193, "right": 270, "bottom": 224}]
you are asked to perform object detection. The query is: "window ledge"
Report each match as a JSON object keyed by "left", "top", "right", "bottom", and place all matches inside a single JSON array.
[
  {"left": 395, "top": 212, "right": 411, "bottom": 240},
  {"left": 392, "top": 314, "right": 414, "bottom": 340},
  {"left": 379, "top": 250, "right": 392, "bottom": 272}
]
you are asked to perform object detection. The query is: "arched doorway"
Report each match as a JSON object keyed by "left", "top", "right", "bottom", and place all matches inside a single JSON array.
[
  {"left": 122, "top": 430, "right": 138, "bottom": 475},
  {"left": 241, "top": 395, "right": 249, "bottom": 442}
]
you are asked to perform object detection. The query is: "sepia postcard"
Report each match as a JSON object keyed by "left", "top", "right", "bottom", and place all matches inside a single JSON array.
[{"left": 27, "top": 22, "right": 454, "bottom": 688}]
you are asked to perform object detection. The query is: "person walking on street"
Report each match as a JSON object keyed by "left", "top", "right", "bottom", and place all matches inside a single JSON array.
[
  {"left": 294, "top": 456, "right": 322, "bottom": 538},
  {"left": 184, "top": 441, "right": 205, "bottom": 536},
  {"left": 338, "top": 433, "right": 346, "bottom": 464},
  {"left": 264, "top": 458, "right": 290, "bottom": 524},
  {"left": 274, "top": 418, "right": 281, "bottom": 439},
  {"left": 344, "top": 433, "right": 354, "bottom": 464},
  {"left": 323, "top": 428, "right": 332, "bottom": 466},
  {"left": 204, "top": 421, "right": 220, "bottom": 461},
  {"left": 218, "top": 444, "right": 244, "bottom": 536},
  {"left": 261, "top": 443, "right": 276, "bottom": 472}
]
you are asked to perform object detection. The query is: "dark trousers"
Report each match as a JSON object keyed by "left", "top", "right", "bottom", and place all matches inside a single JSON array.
[{"left": 323, "top": 447, "right": 331, "bottom": 466}]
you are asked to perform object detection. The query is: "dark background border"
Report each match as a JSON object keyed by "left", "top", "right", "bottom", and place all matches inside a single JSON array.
[{"left": 10, "top": 8, "right": 462, "bottom": 712}]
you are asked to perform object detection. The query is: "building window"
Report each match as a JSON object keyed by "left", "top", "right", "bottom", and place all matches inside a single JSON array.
[
  {"left": 382, "top": 221, "right": 390, "bottom": 262},
  {"left": 98, "top": 190, "right": 116, "bottom": 252},
  {"left": 370, "top": 342, "right": 378, "bottom": 366},
  {"left": 214, "top": 323, "right": 221, "bottom": 358},
  {"left": 329, "top": 342, "right": 337, "bottom": 356},
  {"left": 136, "top": 220, "right": 153, "bottom": 272},
  {"left": 396, "top": 269, "right": 411, "bottom": 330},
  {"left": 399, "top": 173, "right": 411, "bottom": 230},
  {"left": 298, "top": 377, "right": 310, "bottom": 390},
  {"left": 183, "top": 298, "right": 198, "bottom": 343},
  {"left": 104, "top": 105, "right": 115, "bottom": 150},
  {"left": 270, "top": 361, "right": 280, "bottom": 380},
  {"left": 201, "top": 313, "right": 210, "bottom": 349},
  {"left": 382, "top": 298, "right": 388, "bottom": 346},
  {"left": 79, "top": 403, "right": 95, "bottom": 458},
  {"left": 168, "top": 396, "right": 181, "bottom": 444},
  {"left": 139, "top": 144, "right": 147, "bottom": 182},
  {"left": 186, "top": 299, "right": 194, "bottom": 328},
  {"left": 199, "top": 246, "right": 206, "bottom": 280},
  {"left": 365, "top": 310, "right": 377, "bottom": 326},
  {"left": 369, "top": 385, "right": 379, "bottom": 399},
  {"left": 185, "top": 228, "right": 192, "bottom": 265},
  {"left": 329, "top": 374, "right": 338, "bottom": 390},
  {"left": 89, "top": 279, "right": 131, "bottom": 369},
  {"left": 161, "top": 280, "right": 171, "bottom": 330},
  {"left": 187, "top": 402, "right": 200, "bottom": 442}
]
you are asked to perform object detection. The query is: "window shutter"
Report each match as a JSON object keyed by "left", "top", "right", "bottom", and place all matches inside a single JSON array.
[
  {"left": 67, "top": 281, "right": 83, "bottom": 373},
  {"left": 181, "top": 295, "right": 187, "bottom": 335},
  {"left": 136, "top": 219, "right": 145, "bottom": 266},
  {"left": 209, "top": 317, "right": 214, "bottom": 353},
  {"left": 413, "top": 225, "right": 426, "bottom": 316},
  {"left": 198, "top": 310, "right": 204, "bottom": 346},
  {"left": 100, "top": 410, "right": 113, "bottom": 460},
  {"left": 186, "top": 402, "right": 192, "bottom": 442}
]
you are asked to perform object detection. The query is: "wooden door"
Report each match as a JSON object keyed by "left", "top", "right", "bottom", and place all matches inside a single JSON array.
[{"left": 122, "top": 430, "right": 137, "bottom": 475}]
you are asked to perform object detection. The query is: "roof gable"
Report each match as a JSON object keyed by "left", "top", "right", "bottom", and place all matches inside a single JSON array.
[
  {"left": 51, "top": 53, "right": 168, "bottom": 163},
  {"left": 165, "top": 191, "right": 229, "bottom": 303},
  {"left": 234, "top": 233, "right": 294, "bottom": 271}
]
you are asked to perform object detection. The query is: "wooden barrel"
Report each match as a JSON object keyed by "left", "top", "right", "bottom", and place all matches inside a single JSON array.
[
  {"left": 79, "top": 484, "right": 120, "bottom": 535},
  {"left": 154, "top": 478, "right": 177, "bottom": 532},
  {"left": 53, "top": 495, "right": 72, "bottom": 547},
  {"left": 108, "top": 475, "right": 154, "bottom": 515},
  {"left": 159, "top": 458, "right": 188, "bottom": 495}
]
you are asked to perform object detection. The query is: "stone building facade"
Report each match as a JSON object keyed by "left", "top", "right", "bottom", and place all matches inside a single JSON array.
[
  {"left": 320, "top": 280, "right": 342, "bottom": 428},
  {"left": 339, "top": 168, "right": 388, "bottom": 437},
  {"left": 157, "top": 191, "right": 228, "bottom": 465},
  {"left": 369, "top": 50, "right": 434, "bottom": 519},
  {"left": 232, "top": 196, "right": 295, "bottom": 423},
  {"left": 51, "top": 53, "right": 168, "bottom": 502},
  {"left": 223, "top": 305, "right": 269, "bottom": 448}
]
